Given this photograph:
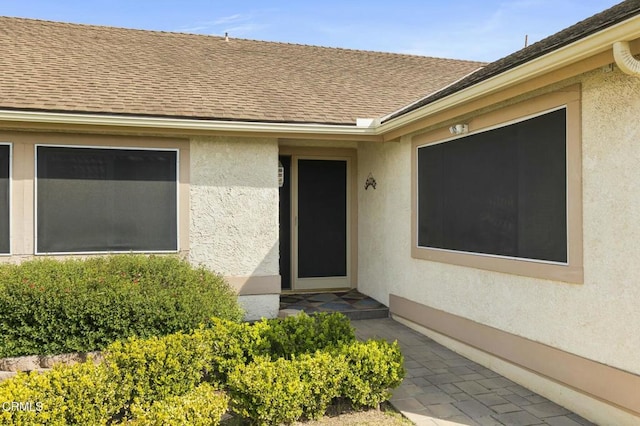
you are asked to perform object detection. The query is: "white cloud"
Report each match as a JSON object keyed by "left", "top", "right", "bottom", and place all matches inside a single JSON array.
[
  {"left": 213, "top": 14, "right": 243, "bottom": 25},
  {"left": 174, "top": 13, "right": 263, "bottom": 37}
]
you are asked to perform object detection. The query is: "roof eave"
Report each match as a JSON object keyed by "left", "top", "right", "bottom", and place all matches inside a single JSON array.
[
  {"left": 0, "top": 109, "right": 380, "bottom": 139},
  {"left": 377, "top": 13, "right": 640, "bottom": 138}
]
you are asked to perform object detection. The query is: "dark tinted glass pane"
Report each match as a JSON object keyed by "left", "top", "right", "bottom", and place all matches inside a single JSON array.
[
  {"left": 37, "top": 146, "right": 177, "bottom": 253},
  {"left": 516, "top": 110, "right": 567, "bottom": 262},
  {"left": 298, "top": 159, "right": 347, "bottom": 278},
  {"left": 418, "top": 109, "right": 567, "bottom": 263},
  {"left": 0, "top": 145, "right": 9, "bottom": 254}
]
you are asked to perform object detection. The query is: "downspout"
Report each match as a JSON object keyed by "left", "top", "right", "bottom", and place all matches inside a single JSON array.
[{"left": 613, "top": 41, "right": 640, "bottom": 76}]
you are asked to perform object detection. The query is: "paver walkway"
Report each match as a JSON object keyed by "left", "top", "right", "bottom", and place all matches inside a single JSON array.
[{"left": 352, "top": 318, "right": 596, "bottom": 426}]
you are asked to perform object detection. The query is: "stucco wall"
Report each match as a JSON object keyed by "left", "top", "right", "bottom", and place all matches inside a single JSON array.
[
  {"left": 189, "top": 136, "right": 279, "bottom": 319},
  {"left": 358, "top": 67, "right": 640, "bottom": 375}
]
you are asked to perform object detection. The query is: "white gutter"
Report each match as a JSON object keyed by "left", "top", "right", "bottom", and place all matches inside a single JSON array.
[
  {"left": 0, "top": 109, "right": 379, "bottom": 136},
  {"left": 377, "top": 13, "right": 640, "bottom": 135}
]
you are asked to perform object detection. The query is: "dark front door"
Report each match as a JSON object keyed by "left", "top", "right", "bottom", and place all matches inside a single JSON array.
[{"left": 294, "top": 158, "right": 349, "bottom": 290}]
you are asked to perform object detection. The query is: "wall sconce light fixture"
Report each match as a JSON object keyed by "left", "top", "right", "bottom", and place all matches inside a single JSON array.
[{"left": 449, "top": 123, "right": 469, "bottom": 135}]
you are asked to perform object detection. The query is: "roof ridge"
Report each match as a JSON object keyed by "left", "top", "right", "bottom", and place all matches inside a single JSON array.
[{"left": 0, "top": 15, "right": 485, "bottom": 65}]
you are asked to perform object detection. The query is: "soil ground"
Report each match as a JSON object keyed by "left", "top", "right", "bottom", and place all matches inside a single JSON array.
[{"left": 222, "top": 402, "right": 412, "bottom": 425}]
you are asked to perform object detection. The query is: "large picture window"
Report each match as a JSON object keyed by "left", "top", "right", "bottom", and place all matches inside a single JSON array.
[
  {"left": 36, "top": 146, "right": 178, "bottom": 254},
  {"left": 417, "top": 108, "right": 567, "bottom": 264},
  {"left": 0, "top": 144, "right": 9, "bottom": 254}
]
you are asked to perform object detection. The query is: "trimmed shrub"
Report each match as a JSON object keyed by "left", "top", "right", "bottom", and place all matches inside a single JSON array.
[
  {"left": 129, "top": 383, "right": 228, "bottom": 426},
  {"left": 103, "top": 331, "right": 213, "bottom": 416},
  {"left": 339, "top": 339, "right": 405, "bottom": 408},
  {"left": 227, "top": 351, "right": 346, "bottom": 424},
  {"left": 200, "top": 318, "right": 269, "bottom": 384},
  {"left": 296, "top": 352, "right": 346, "bottom": 420},
  {"left": 0, "top": 255, "right": 243, "bottom": 358},
  {"left": 0, "top": 361, "right": 118, "bottom": 426},
  {"left": 0, "top": 370, "right": 62, "bottom": 425},
  {"left": 0, "top": 332, "right": 219, "bottom": 424},
  {"left": 258, "top": 312, "right": 356, "bottom": 359},
  {"left": 0, "top": 313, "right": 406, "bottom": 425},
  {"left": 227, "top": 355, "right": 306, "bottom": 425}
]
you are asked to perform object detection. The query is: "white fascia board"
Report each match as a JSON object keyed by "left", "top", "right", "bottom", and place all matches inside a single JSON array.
[
  {"left": 378, "top": 14, "right": 640, "bottom": 135},
  {"left": 0, "top": 109, "right": 378, "bottom": 136}
]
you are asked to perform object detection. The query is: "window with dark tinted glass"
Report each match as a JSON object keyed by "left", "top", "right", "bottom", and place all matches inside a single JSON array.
[
  {"left": 37, "top": 146, "right": 177, "bottom": 253},
  {"left": 0, "top": 145, "right": 9, "bottom": 254},
  {"left": 417, "top": 108, "right": 567, "bottom": 263}
]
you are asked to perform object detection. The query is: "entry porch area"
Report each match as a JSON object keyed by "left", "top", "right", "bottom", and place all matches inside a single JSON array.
[{"left": 279, "top": 289, "right": 389, "bottom": 320}]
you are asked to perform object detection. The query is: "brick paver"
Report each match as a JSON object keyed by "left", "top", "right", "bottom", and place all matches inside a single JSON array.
[{"left": 352, "top": 318, "right": 596, "bottom": 426}]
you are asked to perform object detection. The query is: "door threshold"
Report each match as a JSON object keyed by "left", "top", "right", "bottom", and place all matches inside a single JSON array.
[{"left": 281, "top": 287, "right": 353, "bottom": 295}]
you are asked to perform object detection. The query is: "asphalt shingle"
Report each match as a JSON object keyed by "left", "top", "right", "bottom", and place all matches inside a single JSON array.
[{"left": 0, "top": 17, "right": 484, "bottom": 125}]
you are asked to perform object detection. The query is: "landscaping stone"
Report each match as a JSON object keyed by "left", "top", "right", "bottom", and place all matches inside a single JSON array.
[
  {"left": 0, "top": 371, "right": 17, "bottom": 381},
  {"left": 0, "top": 350, "right": 105, "bottom": 381},
  {"left": 81, "top": 351, "right": 104, "bottom": 364},
  {"left": 39, "top": 352, "right": 82, "bottom": 368},
  {"left": 278, "top": 308, "right": 302, "bottom": 318},
  {"left": 0, "top": 355, "right": 40, "bottom": 372}
]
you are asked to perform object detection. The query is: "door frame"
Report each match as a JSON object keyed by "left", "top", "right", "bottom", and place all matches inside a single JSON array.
[{"left": 279, "top": 146, "right": 358, "bottom": 291}]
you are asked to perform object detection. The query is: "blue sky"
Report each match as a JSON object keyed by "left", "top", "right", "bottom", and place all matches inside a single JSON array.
[{"left": 1, "top": 0, "right": 622, "bottom": 61}]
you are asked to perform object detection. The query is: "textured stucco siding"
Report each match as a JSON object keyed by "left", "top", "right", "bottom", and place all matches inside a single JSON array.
[
  {"left": 189, "top": 136, "right": 280, "bottom": 319},
  {"left": 358, "top": 68, "right": 640, "bottom": 375}
]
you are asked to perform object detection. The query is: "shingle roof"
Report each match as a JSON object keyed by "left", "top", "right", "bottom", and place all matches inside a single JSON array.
[
  {"left": 0, "top": 17, "right": 484, "bottom": 125},
  {"left": 384, "top": 0, "right": 640, "bottom": 122}
]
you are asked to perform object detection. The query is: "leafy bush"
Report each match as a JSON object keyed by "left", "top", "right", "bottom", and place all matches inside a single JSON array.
[
  {"left": 103, "top": 331, "right": 213, "bottom": 416},
  {"left": 200, "top": 318, "right": 269, "bottom": 384},
  {"left": 0, "top": 313, "right": 405, "bottom": 425},
  {"left": 0, "top": 255, "right": 243, "bottom": 357},
  {"left": 339, "top": 339, "right": 405, "bottom": 408},
  {"left": 258, "top": 312, "right": 356, "bottom": 359},
  {"left": 228, "top": 356, "right": 307, "bottom": 425},
  {"left": 296, "top": 352, "right": 345, "bottom": 420},
  {"left": 0, "top": 331, "right": 219, "bottom": 425},
  {"left": 227, "top": 352, "right": 345, "bottom": 425},
  {"left": 0, "top": 361, "right": 118, "bottom": 426},
  {"left": 129, "top": 383, "right": 228, "bottom": 426}
]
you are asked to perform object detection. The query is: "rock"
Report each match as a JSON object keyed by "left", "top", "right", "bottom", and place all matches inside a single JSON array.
[
  {"left": 0, "top": 350, "right": 106, "bottom": 372},
  {"left": 39, "top": 352, "right": 82, "bottom": 369},
  {"left": 0, "top": 355, "right": 40, "bottom": 372},
  {"left": 278, "top": 308, "right": 302, "bottom": 318},
  {"left": 81, "top": 351, "right": 104, "bottom": 364},
  {"left": 0, "top": 371, "right": 17, "bottom": 382}
]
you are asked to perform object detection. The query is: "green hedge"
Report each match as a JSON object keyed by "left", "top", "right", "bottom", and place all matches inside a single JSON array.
[
  {"left": 227, "top": 352, "right": 345, "bottom": 424},
  {"left": 258, "top": 311, "right": 356, "bottom": 359},
  {"left": 339, "top": 340, "right": 405, "bottom": 408},
  {"left": 0, "top": 313, "right": 405, "bottom": 425},
  {"left": 0, "top": 332, "right": 226, "bottom": 425},
  {"left": 0, "top": 361, "right": 120, "bottom": 425},
  {"left": 0, "top": 255, "right": 243, "bottom": 357},
  {"left": 129, "top": 383, "right": 229, "bottom": 426},
  {"left": 104, "top": 331, "right": 214, "bottom": 413}
]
